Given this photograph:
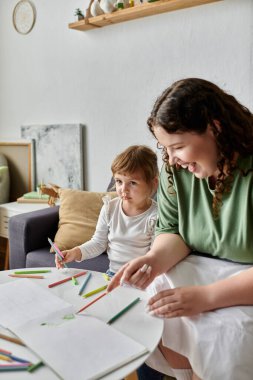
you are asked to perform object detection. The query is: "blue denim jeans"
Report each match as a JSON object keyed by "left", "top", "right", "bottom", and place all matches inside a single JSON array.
[
  {"left": 105, "top": 269, "right": 115, "bottom": 277},
  {"left": 137, "top": 363, "right": 165, "bottom": 380}
]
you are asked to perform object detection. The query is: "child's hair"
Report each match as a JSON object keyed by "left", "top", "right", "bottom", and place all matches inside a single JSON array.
[{"left": 111, "top": 145, "right": 158, "bottom": 183}]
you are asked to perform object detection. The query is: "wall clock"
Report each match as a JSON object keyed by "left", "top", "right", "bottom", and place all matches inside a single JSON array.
[{"left": 13, "top": 0, "right": 36, "bottom": 35}]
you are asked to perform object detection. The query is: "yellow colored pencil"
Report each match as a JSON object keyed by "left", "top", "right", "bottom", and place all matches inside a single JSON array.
[
  {"left": 82, "top": 285, "right": 108, "bottom": 298},
  {"left": 0, "top": 354, "right": 12, "bottom": 362}
]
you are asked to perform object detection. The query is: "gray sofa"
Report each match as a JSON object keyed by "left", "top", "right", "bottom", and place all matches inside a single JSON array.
[{"left": 9, "top": 205, "right": 109, "bottom": 271}]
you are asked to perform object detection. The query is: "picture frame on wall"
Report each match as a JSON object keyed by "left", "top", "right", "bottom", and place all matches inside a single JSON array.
[
  {"left": 0, "top": 140, "right": 35, "bottom": 202},
  {"left": 21, "top": 124, "right": 84, "bottom": 189}
]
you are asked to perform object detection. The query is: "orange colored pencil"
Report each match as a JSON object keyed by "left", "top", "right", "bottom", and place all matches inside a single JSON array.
[
  {"left": 8, "top": 274, "right": 44, "bottom": 279},
  {"left": 77, "top": 292, "right": 107, "bottom": 313},
  {"left": 0, "top": 334, "right": 25, "bottom": 347}
]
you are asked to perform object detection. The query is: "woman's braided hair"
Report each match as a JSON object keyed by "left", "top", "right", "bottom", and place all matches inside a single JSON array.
[{"left": 147, "top": 78, "right": 253, "bottom": 218}]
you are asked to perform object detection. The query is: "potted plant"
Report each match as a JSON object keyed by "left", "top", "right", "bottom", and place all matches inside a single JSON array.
[{"left": 74, "top": 8, "right": 85, "bottom": 20}]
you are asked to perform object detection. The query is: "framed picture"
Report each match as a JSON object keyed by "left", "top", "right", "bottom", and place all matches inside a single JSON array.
[
  {"left": 21, "top": 124, "right": 84, "bottom": 189},
  {"left": 0, "top": 141, "right": 35, "bottom": 201}
]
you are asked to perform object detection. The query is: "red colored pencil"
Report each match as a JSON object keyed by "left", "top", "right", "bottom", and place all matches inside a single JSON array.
[
  {"left": 48, "top": 271, "right": 87, "bottom": 288},
  {"left": 77, "top": 292, "right": 107, "bottom": 313}
]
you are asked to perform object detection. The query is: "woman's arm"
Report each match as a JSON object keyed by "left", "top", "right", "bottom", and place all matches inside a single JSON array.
[
  {"left": 147, "top": 266, "right": 253, "bottom": 317},
  {"left": 107, "top": 233, "right": 191, "bottom": 291}
]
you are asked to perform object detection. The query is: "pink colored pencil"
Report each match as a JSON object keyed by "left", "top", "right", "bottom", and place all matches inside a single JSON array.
[
  {"left": 0, "top": 348, "right": 12, "bottom": 355},
  {"left": 53, "top": 243, "right": 64, "bottom": 259},
  {"left": 77, "top": 292, "right": 107, "bottom": 313},
  {"left": 48, "top": 271, "right": 87, "bottom": 288}
]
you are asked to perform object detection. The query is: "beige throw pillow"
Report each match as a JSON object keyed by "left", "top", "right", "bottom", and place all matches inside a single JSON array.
[{"left": 53, "top": 188, "right": 117, "bottom": 251}]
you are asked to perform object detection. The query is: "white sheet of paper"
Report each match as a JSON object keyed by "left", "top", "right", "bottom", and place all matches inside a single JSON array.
[
  {"left": 80, "top": 285, "right": 147, "bottom": 323},
  {"left": 0, "top": 279, "right": 73, "bottom": 329},
  {"left": 14, "top": 313, "right": 149, "bottom": 380}
]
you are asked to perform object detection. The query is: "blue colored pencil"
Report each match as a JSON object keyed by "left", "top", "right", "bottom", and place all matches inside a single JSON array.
[
  {"left": 6, "top": 354, "right": 31, "bottom": 363},
  {"left": 78, "top": 272, "right": 92, "bottom": 295}
]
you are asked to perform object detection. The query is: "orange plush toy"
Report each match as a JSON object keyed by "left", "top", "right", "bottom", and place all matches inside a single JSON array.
[{"left": 40, "top": 184, "right": 60, "bottom": 206}]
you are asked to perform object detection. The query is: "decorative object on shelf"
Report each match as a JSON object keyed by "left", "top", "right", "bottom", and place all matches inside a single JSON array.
[
  {"left": 116, "top": 0, "right": 124, "bottom": 9},
  {"left": 13, "top": 0, "right": 36, "bottom": 35},
  {"left": 100, "top": 0, "right": 117, "bottom": 14},
  {"left": 74, "top": 8, "right": 85, "bottom": 20},
  {"left": 90, "top": 0, "right": 105, "bottom": 17},
  {"left": 115, "top": 0, "right": 129, "bottom": 9},
  {"left": 69, "top": 0, "right": 222, "bottom": 31}
]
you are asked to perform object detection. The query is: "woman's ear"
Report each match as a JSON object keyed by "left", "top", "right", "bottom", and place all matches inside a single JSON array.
[{"left": 213, "top": 119, "right": 221, "bottom": 132}]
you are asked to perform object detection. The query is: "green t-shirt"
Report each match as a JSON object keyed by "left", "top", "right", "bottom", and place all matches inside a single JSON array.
[{"left": 156, "top": 156, "right": 253, "bottom": 264}]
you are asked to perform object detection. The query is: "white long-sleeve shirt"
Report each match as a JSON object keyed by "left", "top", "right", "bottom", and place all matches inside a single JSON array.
[{"left": 78, "top": 196, "right": 157, "bottom": 273}]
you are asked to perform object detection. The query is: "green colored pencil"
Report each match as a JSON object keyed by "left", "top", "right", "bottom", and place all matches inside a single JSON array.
[
  {"left": 28, "top": 361, "right": 44, "bottom": 373},
  {"left": 14, "top": 270, "right": 51, "bottom": 274},
  {"left": 107, "top": 297, "right": 140, "bottom": 325}
]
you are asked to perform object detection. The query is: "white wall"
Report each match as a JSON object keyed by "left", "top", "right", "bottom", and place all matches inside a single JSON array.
[{"left": 0, "top": 0, "right": 252, "bottom": 190}]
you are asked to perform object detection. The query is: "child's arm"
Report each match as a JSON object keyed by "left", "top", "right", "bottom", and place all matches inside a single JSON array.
[{"left": 78, "top": 203, "right": 110, "bottom": 261}]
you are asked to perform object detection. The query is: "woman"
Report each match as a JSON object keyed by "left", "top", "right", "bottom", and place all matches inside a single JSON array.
[{"left": 108, "top": 78, "right": 253, "bottom": 380}]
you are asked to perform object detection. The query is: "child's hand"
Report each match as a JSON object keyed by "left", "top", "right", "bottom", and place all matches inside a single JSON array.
[{"left": 55, "top": 247, "right": 82, "bottom": 269}]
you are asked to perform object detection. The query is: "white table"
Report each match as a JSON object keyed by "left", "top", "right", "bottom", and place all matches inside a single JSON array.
[{"left": 0, "top": 267, "right": 163, "bottom": 380}]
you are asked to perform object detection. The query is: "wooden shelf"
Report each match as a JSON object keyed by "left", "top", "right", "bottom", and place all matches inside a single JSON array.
[{"left": 68, "top": 0, "right": 221, "bottom": 31}]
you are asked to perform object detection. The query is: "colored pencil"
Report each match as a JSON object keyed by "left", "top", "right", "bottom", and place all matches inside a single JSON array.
[
  {"left": 5, "top": 353, "right": 31, "bottom": 364},
  {"left": 0, "top": 348, "right": 12, "bottom": 355},
  {"left": 53, "top": 242, "right": 64, "bottom": 259},
  {"left": 48, "top": 238, "right": 68, "bottom": 268},
  {"left": 0, "top": 354, "right": 12, "bottom": 362},
  {"left": 28, "top": 361, "right": 44, "bottom": 373},
  {"left": 0, "top": 334, "right": 25, "bottom": 347},
  {"left": 0, "top": 363, "right": 30, "bottom": 371},
  {"left": 72, "top": 276, "right": 78, "bottom": 285},
  {"left": 107, "top": 297, "right": 140, "bottom": 325},
  {"left": 48, "top": 271, "right": 87, "bottom": 288},
  {"left": 102, "top": 273, "right": 111, "bottom": 281},
  {"left": 82, "top": 285, "right": 108, "bottom": 298},
  {"left": 77, "top": 292, "right": 107, "bottom": 313},
  {"left": 78, "top": 272, "right": 92, "bottom": 295},
  {"left": 9, "top": 274, "right": 44, "bottom": 279},
  {"left": 14, "top": 270, "right": 51, "bottom": 274}
]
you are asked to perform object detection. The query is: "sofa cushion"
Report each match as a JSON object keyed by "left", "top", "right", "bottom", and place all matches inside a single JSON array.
[{"left": 53, "top": 188, "right": 116, "bottom": 251}]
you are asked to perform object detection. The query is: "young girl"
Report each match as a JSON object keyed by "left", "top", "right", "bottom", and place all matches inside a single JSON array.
[{"left": 55, "top": 145, "right": 158, "bottom": 276}]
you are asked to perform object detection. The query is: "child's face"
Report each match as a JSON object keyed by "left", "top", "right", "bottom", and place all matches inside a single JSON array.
[{"left": 114, "top": 170, "right": 154, "bottom": 206}]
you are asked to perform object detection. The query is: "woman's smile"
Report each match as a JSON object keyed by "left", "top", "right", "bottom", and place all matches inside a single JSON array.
[{"left": 154, "top": 125, "right": 219, "bottom": 179}]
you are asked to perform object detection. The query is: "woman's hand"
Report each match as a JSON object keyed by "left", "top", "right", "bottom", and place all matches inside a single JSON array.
[
  {"left": 55, "top": 247, "right": 82, "bottom": 269},
  {"left": 107, "top": 256, "right": 158, "bottom": 292},
  {"left": 146, "top": 285, "right": 212, "bottom": 318},
  {"left": 108, "top": 234, "right": 190, "bottom": 292}
]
